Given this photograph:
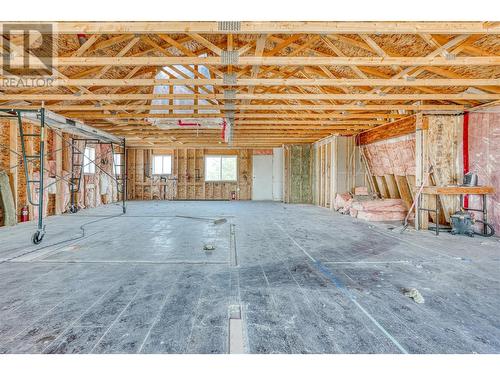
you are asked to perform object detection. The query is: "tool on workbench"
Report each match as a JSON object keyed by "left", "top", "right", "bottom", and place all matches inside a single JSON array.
[{"left": 462, "top": 172, "right": 478, "bottom": 187}]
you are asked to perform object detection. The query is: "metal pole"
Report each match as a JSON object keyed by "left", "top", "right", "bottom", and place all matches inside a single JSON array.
[
  {"left": 435, "top": 194, "right": 439, "bottom": 236},
  {"left": 16, "top": 112, "right": 33, "bottom": 205},
  {"left": 70, "top": 138, "right": 76, "bottom": 212},
  {"left": 122, "top": 138, "right": 127, "bottom": 214},
  {"left": 37, "top": 107, "right": 46, "bottom": 236},
  {"left": 483, "top": 194, "right": 488, "bottom": 235}
]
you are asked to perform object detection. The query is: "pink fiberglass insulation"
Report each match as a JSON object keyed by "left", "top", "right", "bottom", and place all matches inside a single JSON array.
[
  {"left": 80, "top": 143, "right": 115, "bottom": 209},
  {"left": 354, "top": 186, "right": 369, "bottom": 195},
  {"left": 96, "top": 144, "right": 113, "bottom": 176},
  {"left": 73, "top": 140, "right": 86, "bottom": 209},
  {"left": 333, "top": 193, "right": 352, "bottom": 210},
  {"left": 363, "top": 134, "right": 416, "bottom": 177},
  {"left": 378, "top": 144, "right": 394, "bottom": 175},
  {"left": 384, "top": 141, "right": 405, "bottom": 175},
  {"left": 400, "top": 138, "right": 417, "bottom": 176},
  {"left": 62, "top": 170, "right": 71, "bottom": 211},
  {"left": 363, "top": 145, "right": 384, "bottom": 176},
  {"left": 47, "top": 160, "right": 56, "bottom": 177},
  {"left": 351, "top": 198, "right": 407, "bottom": 212},
  {"left": 30, "top": 171, "right": 49, "bottom": 219},
  {"left": 350, "top": 198, "right": 407, "bottom": 222},
  {"left": 95, "top": 143, "right": 117, "bottom": 206},
  {"left": 84, "top": 174, "right": 98, "bottom": 208},
  {"left": 356, "top": 210, "right": 407, "bottom": 222},
  {"left": 468, "top": 108, "right": 500, "bottom": 235}
]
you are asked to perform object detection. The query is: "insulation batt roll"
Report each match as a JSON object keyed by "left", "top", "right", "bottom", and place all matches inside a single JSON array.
[
  {"left": 62, "top": 170, "right": 71, "bottom": 211},
  {"left": 334, "top": 193, "right": 352, "bottom": 210},
  {"left": 349, "top": 198, "right": 408, "bottom": 221},
  {"left": 356, "top": 210, "right": 407, "bottom": 221},
  {"left": 351, "top": 199, "right": 407, "bottom": 212},
  {"left": 99, "top": 173, "right": 110, "bottom": 195},
  {"left": 84, "top": 175, "right": 96, "bottom": 208},
  {"left": 47, "top": 177, "right": 57, "bottom": 194}
]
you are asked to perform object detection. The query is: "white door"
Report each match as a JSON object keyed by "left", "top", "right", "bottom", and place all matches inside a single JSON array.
[
  {"left": 252, "top": 155, "right": 273, "bottom": 200},
  {"left": 272, "top": 148, "right": 284, "bottom": 201}
]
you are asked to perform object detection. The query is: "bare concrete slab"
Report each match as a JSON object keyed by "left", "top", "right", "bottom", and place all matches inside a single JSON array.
[{"left": 0, "top": 201, "right": 499, "bottom": 353}]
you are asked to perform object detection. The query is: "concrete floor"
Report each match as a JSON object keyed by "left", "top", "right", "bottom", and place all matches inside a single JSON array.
[{"left": 0, "top": 201, "right": 499, "bottom": 354}]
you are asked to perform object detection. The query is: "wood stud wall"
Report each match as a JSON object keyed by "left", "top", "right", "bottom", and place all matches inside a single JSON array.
[
  {"left": 359, "top": 116, "right": 418, "bottom": 212},
  {"left": 358, "top": 114, "right": 463, "bottom": 227},
  {"left": 126, "top": 148, "right": 252, "bottom": 201},
  {"left": 421, "top": 114, "right": 463, "bottom": 226},
  {"left": 0, "top": 119, "right": 39, "bottom": 224},
  {"left": 314, "top": 135, "right": 367, "bottom": 208},
  {"left": 0, "top": 119, "right": 119, "bottom": 227},
  {"left": 316, "top": 141, "right": 332, "bottom": 208}
]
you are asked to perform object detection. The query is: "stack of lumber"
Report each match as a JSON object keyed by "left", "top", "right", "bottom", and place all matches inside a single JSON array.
[{"left": 350, "top": 199, "right": 407, "bottom": 222}]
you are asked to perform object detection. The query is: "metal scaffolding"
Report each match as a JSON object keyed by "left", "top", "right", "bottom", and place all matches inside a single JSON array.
[
  {"left": 68, "top": 137, "right": 126, "bottom": 215},
  {"left": 0, "top": 106, "right": 126, "bottom": 244}
]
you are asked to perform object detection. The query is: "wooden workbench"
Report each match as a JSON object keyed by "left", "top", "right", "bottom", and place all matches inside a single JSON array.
[
  {"left": 417, "top": 185, "right": 495, "bottom": 235},
  {"left": 421, "top": 186, "right": 494, "bottom": 195}
]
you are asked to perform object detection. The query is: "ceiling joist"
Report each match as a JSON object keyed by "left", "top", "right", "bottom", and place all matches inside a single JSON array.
[
  {"left": 3, "top": 21, "right": 498, "bottom": 34},
  {"left": 1, "top": 22, "right": 498, "bottom": 147}
]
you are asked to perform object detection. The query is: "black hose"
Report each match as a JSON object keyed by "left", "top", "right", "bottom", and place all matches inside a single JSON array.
[{"left": 474, "top": 220, "right": 496, "bottom": 237}]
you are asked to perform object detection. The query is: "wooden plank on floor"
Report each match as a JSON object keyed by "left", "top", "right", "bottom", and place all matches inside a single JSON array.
[{"left": 395, "top": 175, "right": 413, "bottom": 210}]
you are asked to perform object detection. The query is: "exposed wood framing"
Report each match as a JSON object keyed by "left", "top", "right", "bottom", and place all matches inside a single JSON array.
[
  {"left": 5, "top": 21, "right": 498, "bottom": 34},
  {"left": 0, "top": 21, "right": 497, "bottom": 147}
]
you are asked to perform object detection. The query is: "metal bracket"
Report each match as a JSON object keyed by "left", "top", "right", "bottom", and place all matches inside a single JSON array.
[
  {"left": 218, "top": 21, "right": 241, "bottom": 32},
  {"left": 445, "top": 52, "right": 456, "bottom": 60},
  {"left": 224, "top": 89, "right": 237, "bottom": 100},
  {"left": 221, "top": 50, "right": 239, "bottom": 65},
  {"left": 224, "top": 102, "right": 236, "bottom": 111},
  {"left": 223, "top": 72, "right": 237, "bottom": 86}
]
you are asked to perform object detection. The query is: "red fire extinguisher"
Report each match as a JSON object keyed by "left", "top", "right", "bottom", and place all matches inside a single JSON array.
[{"left": 21, "top": 205, "right": 29, "bottom": 222}]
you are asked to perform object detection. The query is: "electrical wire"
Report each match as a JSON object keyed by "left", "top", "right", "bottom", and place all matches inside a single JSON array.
[{"left": 0, "top": 211, "right": 125, "bottom": 265}]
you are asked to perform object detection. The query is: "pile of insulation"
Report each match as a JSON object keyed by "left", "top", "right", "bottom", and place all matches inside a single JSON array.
[{"left": 334, "top": 188, "right": 408, "bottom": 222}]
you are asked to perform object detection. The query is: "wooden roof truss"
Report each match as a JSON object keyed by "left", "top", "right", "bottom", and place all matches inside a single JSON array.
[{"left": 0, "top": 21, "right": 499, "bottom": 147}]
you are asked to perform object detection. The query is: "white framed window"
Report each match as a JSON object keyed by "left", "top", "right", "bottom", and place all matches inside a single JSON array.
[
  {"left": 205, "top": 155, "right": 237, "bottom": 182},
  {"left": 113, "top": 154, "right": 121, "bottom": 176},
  {"left": 83, "top": 147, "right": 95, "bottom": 174},
  {"left": 152, "top": 154, "right": 172, "bottom": 175}
]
